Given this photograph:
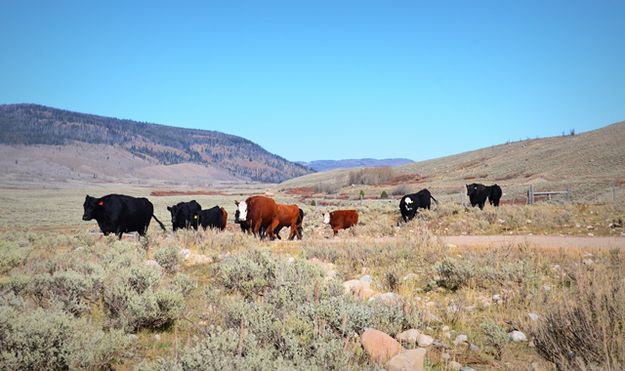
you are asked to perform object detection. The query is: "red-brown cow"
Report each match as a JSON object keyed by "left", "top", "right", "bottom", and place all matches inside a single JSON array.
[
  {"left": 323, "top": 210, "right": 358, "bottom": 236},
  {"left": 235, "top": 196, "right": 303, "bottom": 240}
]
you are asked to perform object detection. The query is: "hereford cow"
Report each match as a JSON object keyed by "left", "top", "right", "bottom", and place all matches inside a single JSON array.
[
  {"left": 235, "top": 196, "right": 303, "bottom": 240},
  {"left": 167, "top": 200, "right": 202, "bottom": 231},
  {"left": 466, "top": 183, "right": 502, "bottom": 209},
  {"left": 399, "top": 189, "right": 438, "bottom": 222},
  {"left": 323, "top": 210, "right": 358, "bottom": 236},
  {"left": 82, "top": 194, "right": 166, "bottom": 239},
  {"left": 198, "top": 206, "right": 228, "bottom": 231}
]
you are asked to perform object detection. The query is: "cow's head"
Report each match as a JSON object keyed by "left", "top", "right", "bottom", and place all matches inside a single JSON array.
[
  {"left": 322, "top": 212, "right": 330, "bottom": 224},
  {"left": 235, "top": 200, "right": 248, "bottom": 222},
  {"left": 167, "top": 205, "right": 183, "bottom": 231},
  {"left": 82, "top": 195, "right": 100, "bottom": 221}
]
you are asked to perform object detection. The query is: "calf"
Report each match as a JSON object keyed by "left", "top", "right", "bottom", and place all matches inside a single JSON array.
[
  {"left": 167, "top": 200, "right": 202, "bottom": 231},
  {"left": 198, "top": 206, "right": 228, "bottom": 231},
  {"left": 323, "top": 210, "right": 358, "bottom": 236},
  {"left": 82, "top": 194, "right": 166, "bottom": 239}
]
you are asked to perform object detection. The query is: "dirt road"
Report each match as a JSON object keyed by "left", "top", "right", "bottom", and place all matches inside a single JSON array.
[{"left": 441, "top": 235, "right": 625, "bottom": 249}]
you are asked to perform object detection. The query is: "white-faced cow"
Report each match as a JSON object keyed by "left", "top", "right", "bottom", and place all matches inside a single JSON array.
[
  {"left": 399, "top": 189, "right": 438, "bottom": 222},
  {"left": 82, "top": 194, "right": 166, "bottom": 239}
]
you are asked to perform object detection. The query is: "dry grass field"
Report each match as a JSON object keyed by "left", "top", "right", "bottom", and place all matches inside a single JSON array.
[{"left": 1, "top": 184, "right": 625, "bottom": 370}]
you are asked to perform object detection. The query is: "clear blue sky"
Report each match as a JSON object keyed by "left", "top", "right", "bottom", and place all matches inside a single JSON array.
[{"left": 1, "top": 1, "right": 624, "bottom": 162}]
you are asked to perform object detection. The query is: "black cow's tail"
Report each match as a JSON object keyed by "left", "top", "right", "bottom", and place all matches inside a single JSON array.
[
  {"left": 430, "top": 195, "right": 439, "bottom": 205},
  {"left": 298, "top": 208, "right": 305, "bottom": 224},
  {"left": 152, "top": 214, "right": 166, "bottom": 231}
]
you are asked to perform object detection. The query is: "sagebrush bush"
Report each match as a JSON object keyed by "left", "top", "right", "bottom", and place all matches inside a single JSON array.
[
  {"left": 434, "top": 258, "right": 474, "bottom": 291},
  {"left": 154, "top": 245, "right": 181, "bottom": 273},
  {"left": 481, "top": 320, "right": 508, "bottom": 360},
  {"left": 0, "top": 305, "right": 129, "bottom": 370}
]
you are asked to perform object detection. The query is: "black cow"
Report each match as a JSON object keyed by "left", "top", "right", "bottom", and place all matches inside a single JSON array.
[
  {"left": 82, "top": 194, "right": 166, "bottom": 239},
  {"left": 466, "top": 183, "right": 502, "bottom": 209},
  {"left": 488, "top": 184, "right": 503, "bottom": 207},
  {"left": 399, "top": 189, "right": 438, "bottom": 222},
  {"left": 167, "top": 200, "right": 202, "bottom": 231},
  {"left": 198, "top": 206, "right": 227, "bottom": 231}
]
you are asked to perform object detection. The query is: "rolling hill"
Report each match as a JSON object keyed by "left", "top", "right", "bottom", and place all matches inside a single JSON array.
[
  {"left": 298, "top": 158, "right": 414, "bottom": 172},
  {"left": 0, "top": 104, "right": 312, "bottom": 185},
  {"left": 281, "top": 121, "right": 625, "bottom": 203}
]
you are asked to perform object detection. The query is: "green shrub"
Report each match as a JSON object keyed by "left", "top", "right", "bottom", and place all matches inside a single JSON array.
[
  {"left": 481, "top": 320, "right": 508, "bottom": 360},
  {"left": 218, "top": 250, "right": 277, "bottom": 300},
  {"left": 0, "top": 306, "right": 130, "bottom": 370},
  {"left": 380, "top": 191, "right": 389, "bottom": 199},
  {"left": 154, "top": 246, "right": 180, "bottom": 273},
  {"left": 434, "top": 258, "right": 474, "bottom": 291}
]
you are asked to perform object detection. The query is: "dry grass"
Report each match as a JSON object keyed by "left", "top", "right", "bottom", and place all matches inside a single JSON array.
[{"left": 1, "top": 185, "right": 625, "bottom": 370}]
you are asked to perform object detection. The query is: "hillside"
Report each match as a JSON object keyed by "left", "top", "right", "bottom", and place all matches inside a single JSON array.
[
  {"left": 298, "top": 158, "right": 413, "bottom": 172},
  {"left": 0, "top": 104, "right": 312, "bottom": 183},
  {"left": 281, "top": 121, "right": 625, "bottom": 202}
]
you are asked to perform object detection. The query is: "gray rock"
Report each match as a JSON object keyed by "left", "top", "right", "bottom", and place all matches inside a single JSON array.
[
  {"left": 453, "top": 334, "right": 468, "bottom": 346},
  {"left": 460, "top": 367, "right": 477, "bottom": 371},
  {"left": 448, "top": 361, "right": 462, "bottom": 370},
  {"left": 509, "top": 330, "right": 527, "bottom": 342},
  {"left": 360, "top": 275, "right": 372, "bottom": 284},
  {"left": 386, "top": 348, "right": 426, "bottom": 371},
  {"left": 127, "top": 334, "right": 139, "bottom": 341},
  {"left": 528, "top": 312, "right": 539, "bottom": 321},
  {"left": 416, "top": 334, "right": 434, "bottom": 348}
]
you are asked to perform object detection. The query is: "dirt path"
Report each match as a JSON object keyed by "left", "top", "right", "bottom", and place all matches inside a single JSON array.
[{"left": 441, "top": 235, "right": 625, "bottom": 249}]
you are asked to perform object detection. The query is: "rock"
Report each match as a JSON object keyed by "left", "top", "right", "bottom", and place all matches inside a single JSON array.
[
  {"left": 468, "top": 343, "right": 479, "bottom": 352},
  {"left": 286, "top": 257, "right": 295, "bottom": 264},
  {"left": 396, "top": 329, "right": 420, "bottom": 344},
  {"left": 386, "top": 348, "right": 426, "bottom": 371},
  {"left": 361, "top": 328, "right": 403, "bottom": 364},
  {"left": 448, "top": 361, "right": 462, "bottom": 370},
  {"left": 416, "top": 334, "right": 434, "bottom": 348},
  {"left": 509, "top": 330, "right": 528, "bottom": 342},
  {"left": 453, "top": 334, "right": 468, "bottom": 346},
  {"left": 360, "top": 275, "right": 373, "bottom": 284},
  {"left": 179, "top": 248, "right": 191, "bottom": 259},
  {"left": 583, "top": 258, "right": 593, "bottom": 266},
  {"left": 153, "top": 334, "right": 161, "bottom": 341},
  {"left": 528, "top": 312, "right": 539, "bottom": 321},
  {"left": 127, "top": 334, "right": 139, "bottom": 341},
  {"left": 492, "top": 294, "right": 502, "bottom": 304},
  {"left": 543, "top": 284, "right": 551, "bottom": 292},
  {"left": 441, "top": 352, "right": 451, "bottom": 361},
  {"left": 446, "top": 243, "right": 458, "bottom": 248},
  {"left": 369, "top": 292, "right": 401, "bottom": 306},
  {"left": 460, "top": 367, "right": 477, "bottom": 371},
  {"left": 343, "top": 279, "right": 375, "bottom": 300}
]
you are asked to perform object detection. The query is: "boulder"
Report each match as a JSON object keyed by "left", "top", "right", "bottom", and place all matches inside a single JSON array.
[
  {"left": 453, "top": 334, "right": 468, "bottom": 346},
  {"left": 361, "top": 328, "right": 403, "bottom": 364},
  {"left": 509, "top": 330, "right": 528, "bottom": 342},
  {"left": 396, "top": 329, "right": 420, "bottom": 344},
  {"left": 416, "top": 334, "right": 434, "bottom": 348},
  {"left": 386, "top": 348, "right": 426, "bottom": 371}
]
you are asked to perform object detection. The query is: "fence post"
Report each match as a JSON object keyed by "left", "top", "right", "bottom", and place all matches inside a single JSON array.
[{"left": 528, "top": 184, "right": 534, "bottom": 205}]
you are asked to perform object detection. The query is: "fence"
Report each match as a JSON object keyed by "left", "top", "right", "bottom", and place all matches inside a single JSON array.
[{"left": 527, "top": 185, "right": 571, "bottom": 204}]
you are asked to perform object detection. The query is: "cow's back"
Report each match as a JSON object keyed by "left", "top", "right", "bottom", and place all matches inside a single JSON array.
[
  {"left": 331, "top": 210, "right": 358, "bottom": 228},
  {"left": 247, "top": 196, "right": 278, "bottom": 226},
  {"left": 102, "top": 194, "right": 153, "bottom": 232}
]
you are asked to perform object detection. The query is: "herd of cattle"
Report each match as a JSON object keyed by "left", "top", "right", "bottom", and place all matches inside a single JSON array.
[{"left": 82, "top": 183, "right": 502, "bottom": 240}]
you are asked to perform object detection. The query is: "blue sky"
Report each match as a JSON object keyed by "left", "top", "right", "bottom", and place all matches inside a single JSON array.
[{"left": 1, "top": 1, "right": 624, "bottom": 162}]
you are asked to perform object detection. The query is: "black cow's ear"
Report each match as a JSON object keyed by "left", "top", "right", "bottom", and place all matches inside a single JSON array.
[
  {"left": 167, "top": 206, "right": 172, "bottom": 211},
  {"left": 234, "top": 201, "right": 239, "bottom": 206}
]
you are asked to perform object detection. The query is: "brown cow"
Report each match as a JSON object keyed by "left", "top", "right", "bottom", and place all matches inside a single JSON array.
[
  {"left": 274, "top": 204, "right": 304, "bottom": 240},
  {"left": 323, "top": 210, "right": 358, "bottom": 236},
  {"left": 235, "top": 196, "right": 303, "bottom": 240}
]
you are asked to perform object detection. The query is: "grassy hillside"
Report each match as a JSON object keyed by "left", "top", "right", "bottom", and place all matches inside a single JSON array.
[
  {"left": 280, "top": 121, "right": 625, "bottom": 203},
  {"left": 0, "top": 104, "right": 312, "bottom": 183}
]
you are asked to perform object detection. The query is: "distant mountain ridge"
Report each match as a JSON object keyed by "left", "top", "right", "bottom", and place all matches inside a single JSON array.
[
  {"left": 0, "top": 104, "right": 312, "bottom": 183},
  {"left": 299, "top": 158, "right": 414, "bottom": 172}
]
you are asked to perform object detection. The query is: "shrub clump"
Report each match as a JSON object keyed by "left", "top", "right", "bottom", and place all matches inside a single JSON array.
[
  {"left": 154, "top": 245, "right": 181, "bottom": 273},
  {"left": 434, "top": 258, "right": 475, "bottom": 291}
]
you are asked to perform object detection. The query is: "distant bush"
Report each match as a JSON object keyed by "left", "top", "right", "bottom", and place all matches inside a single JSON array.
[
  {"left": 349, "top": 167, "right": 394, "bottom": 185},
  {"left": 313, "top": 182, "right": 341, "bottom": 194},
  {"left": 380, "top": 191, "right": 389, "bottom": 199}
]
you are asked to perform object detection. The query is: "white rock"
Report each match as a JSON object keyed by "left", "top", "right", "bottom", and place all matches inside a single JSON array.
[
  {"left": 528, "top": 312, "right": 539, "bottom": 321},
  {"left": 179, "top": 248, "right": 191, "bottom": 259},
  {"left": 543, "top": 284, "right": 551, "bottom": 292},
  {"left": 127, "top": 334, "right": 139, "bottom": 341},
  {"left": 453, "top": 334, "right": 468, "bottom": 346},
  {"left": 583, "top": 258, "right": 593, "bottom": 266},
  {"left": 144, "top": 259, "right": 160, "bottom": 267},
  {"left": 369, "top": 292, "right": 401, "bottom": 306},
  {"left": 509, "top": 330, "right": 528, "bottom": 342},
  {"left": 154, "top": 334, "right": 161, "bottom": 341},
  {"left": 460, "top": 367, "right": 477, "bottom": 371},
  {"left": 416, "top": 334, "right": 434, "bottom": 347},
  {"left": 441, "top": 326, "right": 450, "bottom": 332},
  {"left": 360, "top": 275, "right": 373, "bottom": 284},
  {"left": 492, "top": 294, "right": 502, "bottom": 303},
  {"left": 446, "top": 243, "right": 458, "bottom": 248}
]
